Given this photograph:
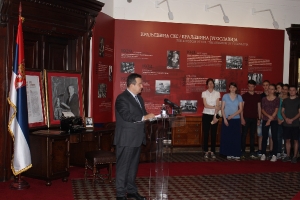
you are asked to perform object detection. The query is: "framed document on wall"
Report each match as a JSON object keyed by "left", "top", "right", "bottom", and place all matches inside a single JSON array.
[
  {"left": 25, "top": 69, "right": 47, "bottom": 128},
  {"left": 44, "top": 70, "right": 84, "bottom": 127}
]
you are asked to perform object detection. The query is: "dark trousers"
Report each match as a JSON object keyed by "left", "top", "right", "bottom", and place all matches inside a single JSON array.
[
  {"left": 202, "top": 113, "right": 218, "bottom": 153},
  {"left": 262, "top": 120, "right": 278, "bottom": 155},
  {"left": 116, "top": 145, "right": 141, "bottom": 197},
  {"left": 241, "top": 118, "right": 257, "bottom": 153},
  {"left": 277, "top": 124, "right": 285, "bottom": 153}
]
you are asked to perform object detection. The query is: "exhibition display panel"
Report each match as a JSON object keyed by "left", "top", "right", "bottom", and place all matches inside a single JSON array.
[{"left": 92, "top": 13, "right": 284, "bottom": 123}]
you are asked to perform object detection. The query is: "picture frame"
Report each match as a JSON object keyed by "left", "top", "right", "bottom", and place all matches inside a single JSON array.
[
  {"left": 25, "top": 69, "right": 48, "bottom": 128},
  {"left": 44, "top": 70, "right": 84, "bottom": 127},
  {"left": 85, "top": 117, "right": 94, "bottom": 128}
]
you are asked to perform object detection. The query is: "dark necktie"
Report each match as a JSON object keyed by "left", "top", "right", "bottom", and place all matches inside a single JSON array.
[{"left": 134, "top": 96, "right": 142, "bottom": 109}]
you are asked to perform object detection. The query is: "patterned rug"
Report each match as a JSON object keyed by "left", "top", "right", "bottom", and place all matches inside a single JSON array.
[{"left": 72, "top": 171, "right": 300, "bottom": 200}]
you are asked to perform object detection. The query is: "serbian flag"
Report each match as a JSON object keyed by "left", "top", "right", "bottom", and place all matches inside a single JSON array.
[{"left": 7, "top": 4, "right": 32, "bottom": 176}]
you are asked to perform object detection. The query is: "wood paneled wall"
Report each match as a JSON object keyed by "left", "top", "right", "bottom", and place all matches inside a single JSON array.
[{"left": 0, "top": 0, "right": 104, "bottom": 181}]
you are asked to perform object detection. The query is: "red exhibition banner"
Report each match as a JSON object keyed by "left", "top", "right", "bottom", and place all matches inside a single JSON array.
[{"left": 93, "top": 13, "right": 284, "bottom": 122}]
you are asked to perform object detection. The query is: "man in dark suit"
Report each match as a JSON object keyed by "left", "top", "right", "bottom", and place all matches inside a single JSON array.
[
  {"left": 115, "top": 73, "right": 155, "bottom": 200},
  {"left": 66, "top": 85, "right": 79, "bottom": 116}
]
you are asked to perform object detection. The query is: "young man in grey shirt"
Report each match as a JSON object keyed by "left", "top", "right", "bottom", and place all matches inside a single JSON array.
[{"left": 281, "top": 85, "right": 300, "bottom": 163}]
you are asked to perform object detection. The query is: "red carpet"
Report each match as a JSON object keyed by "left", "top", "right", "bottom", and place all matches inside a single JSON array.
[
  {"left": 294, "top": 193, "right": 300, "bottom": 200},
  {"left": 1, "top": 160, "right": 300, "bottom": 200}
]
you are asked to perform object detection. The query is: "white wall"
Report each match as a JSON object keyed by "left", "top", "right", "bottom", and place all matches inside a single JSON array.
[
  {"left": 99, "top": 0, "right": 300, "bottom": 83},
  {"left": 100, "top": 0, "right": 114, "bottom": 17}
]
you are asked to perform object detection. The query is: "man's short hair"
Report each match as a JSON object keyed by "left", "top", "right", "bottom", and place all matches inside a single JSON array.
[
  {"left": 263, "top": 80, "right": 270, "bottom": 84},
  {"left": 283, "top": 84, "right": 289, "bottom": 89},
  {"left": 127, "top": 73, "right": 142, "bottom": 87},
  {"left": 248, "top": 80, "right": 256, "bottom": 85},
  {"left": 68, "top": 85, "right": 75, "bottom": 92},
  {"left": 289, "top": 85, "right": 297, "bottom": 90}
]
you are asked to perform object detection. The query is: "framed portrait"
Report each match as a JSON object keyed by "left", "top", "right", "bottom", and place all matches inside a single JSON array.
[
  {"left": 25, "top": 69, "right": 48, "bottom": 128},
  {"left": 85, "top": 117, "right": 94, "bottom": 128},
  {"left": 44, "top": 70, "right": 84, "bottom": 127}
]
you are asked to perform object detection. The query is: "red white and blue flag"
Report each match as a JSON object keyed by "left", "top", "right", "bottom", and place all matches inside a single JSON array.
[{"left": 7, "top": 4, "right": 32, "bottom": 176}]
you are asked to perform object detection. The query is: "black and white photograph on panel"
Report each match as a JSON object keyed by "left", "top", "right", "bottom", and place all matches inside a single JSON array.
[
  {"left": 155, "top": 80, "right": 170, "bottom": 94},
  {"left": 120, "top": 62, "right": 135, "bottom": 73},
  {"left": 99, "top": 37, "right": 105, "bottom": 57},
  {"left": 226, "top": 55, "right": 243, "bottom": 69},
  {"left": 180, "top": 100, "right": 197, "bottom": 113},
  {"left": 108, "top": 65, "right": 113, "bottom": 82},
  {"left": 214, "top": 79, "right": 227, "bottom": 92},
  {"left": 167, "top": 50, "right": 180, "bottom": 69},
  {"left": 98, "top": 83, "right": 107, "bottom": 98},
  {"left": 248, "top": 73, "right": 263, "bottom": 85}
]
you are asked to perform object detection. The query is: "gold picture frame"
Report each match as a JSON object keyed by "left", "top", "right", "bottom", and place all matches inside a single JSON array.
[
  {"left": 44, "top": 70, "right": 84, "bottom": 127},
  {"left": 26, "top": 69, "right": 48, "bottom": 128}
]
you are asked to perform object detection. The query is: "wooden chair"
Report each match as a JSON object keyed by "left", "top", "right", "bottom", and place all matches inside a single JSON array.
[
  {"left": 84, "top": 149, "right": 116, "bottom": 185},
  {"left": 84, "top": 123, "right": 116, "bottom": 186}
]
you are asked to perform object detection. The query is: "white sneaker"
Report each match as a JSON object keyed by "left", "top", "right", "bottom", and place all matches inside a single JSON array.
[
  {"left": 270, "top": 155, "right": 277, "bottom": 162},
  {"left": 233, "top": 157, "right": 240, "bottom": 161},
  {"left": 261, "top": 154, "right": 266, "bottom": 161},
  {"left": 227, "top": 156, "right": 232, "bottom": 160}
]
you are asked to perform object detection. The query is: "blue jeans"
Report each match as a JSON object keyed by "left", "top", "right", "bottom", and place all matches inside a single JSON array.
[
  {"left": 257, "top": 120, "right": 271, "bottom": 136},
  {"left": 261, "top": 120, "right": 278, "bottom": 155}
]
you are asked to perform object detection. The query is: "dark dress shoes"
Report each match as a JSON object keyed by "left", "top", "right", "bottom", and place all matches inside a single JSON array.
[
  {"left": 116, "top": 197, "right": 127, "bottom": 200},
  {"left": 127, "top": 192, "right": 146, "bottom": 200}
]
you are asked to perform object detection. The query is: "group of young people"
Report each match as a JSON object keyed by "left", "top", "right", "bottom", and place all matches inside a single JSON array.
[{"left": 202, "top": 78, "right": 300, "bottom": 163}]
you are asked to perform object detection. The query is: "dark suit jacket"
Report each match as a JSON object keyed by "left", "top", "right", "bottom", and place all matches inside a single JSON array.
[
  {"left": 114, "top": 89, "right": 147, "bottom": 147},
  {"left": 66, "top": 93, "right": 79, "bottom": 116}
]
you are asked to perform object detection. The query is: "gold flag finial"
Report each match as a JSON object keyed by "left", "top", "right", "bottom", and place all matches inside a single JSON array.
[{"left": 19, "top": 2, "right": 25, "bottom": 23}]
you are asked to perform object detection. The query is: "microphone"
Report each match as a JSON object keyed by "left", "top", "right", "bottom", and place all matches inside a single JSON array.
[{"left": 164, "top": 99, "right": 180, "bottom": 109}]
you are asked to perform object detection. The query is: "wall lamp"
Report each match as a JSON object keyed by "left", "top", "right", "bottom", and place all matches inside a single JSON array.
[
  {"left": 252, "top": 8, "right": 279, "bottom": 29},
  {"left": 205, "top": 4, "right": 229, "bottom": 23},
  {"left": 127, "top": 0, "right": 132, "bottom": 2},
  {"left": 155, "top": 0, "right": 174, "bottom": 20}
]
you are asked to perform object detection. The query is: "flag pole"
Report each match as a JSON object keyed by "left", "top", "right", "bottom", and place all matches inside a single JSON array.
[{"left": 9, "top": 2, "right": 30, "bottom": 190}]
